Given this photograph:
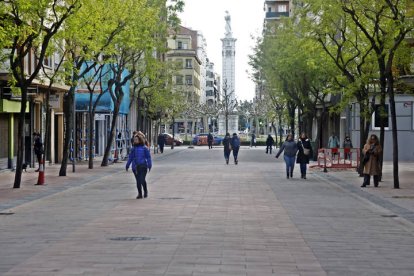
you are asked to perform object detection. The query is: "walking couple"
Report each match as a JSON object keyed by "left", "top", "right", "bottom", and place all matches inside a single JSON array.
[
  {"left": 275, "top": 133, "right": 312, "bottom": 179},
  {"left": 223, "top": 133, "right": 240, "bottom": 165}
]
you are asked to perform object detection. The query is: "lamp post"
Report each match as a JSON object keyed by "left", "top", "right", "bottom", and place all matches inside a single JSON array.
[{"left": 171, "top": 115, "right": 175, "bottom": 149}]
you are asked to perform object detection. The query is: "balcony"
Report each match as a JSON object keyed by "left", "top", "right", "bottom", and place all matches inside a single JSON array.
[{"left": 266, "top": 11, "right": 289, "bottom": 19}]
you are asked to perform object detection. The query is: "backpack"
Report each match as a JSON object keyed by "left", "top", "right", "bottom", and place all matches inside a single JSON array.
[{"left": 232, "top": 136, "right": 240, "bottom": 147}]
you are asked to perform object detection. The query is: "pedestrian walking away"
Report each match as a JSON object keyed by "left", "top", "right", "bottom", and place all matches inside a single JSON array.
[
  {"left": 251, "top": 133, "right": 257, "bottom": 148},
  {"left": 361, "top": 134, "right": 382, "bottom": 188},
  {"left": 157, "top": 133, "right": 165, "bottom": 153},
  {"left": 223, "top": 133, "right": 232, "bottom": 165},
  {"left": 275, "top": 134, "right": 298, "bottom": 179},
  {"left": 266, "top": 134, "right": 274, "bottom": 154},
  {"left": 207, "top": 132, "right": 214, "bottom": 149},
  {"left": 231, "top": 133, "right": 240, "bottom": 164},
  {"left": 126, "top": 134, "right": 152, "bottom": 199},
  {"left": 296, "top": 132, "right": 313, "bottom": 179},
  {"left": 33, "top": 132, "right": 43, "bottom": 172}
]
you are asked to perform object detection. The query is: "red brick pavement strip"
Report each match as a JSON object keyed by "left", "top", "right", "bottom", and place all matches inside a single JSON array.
[
  {"left": 0, "top": 161, "right": 125, "bottom": 209},
  {"left": 0, "top": 148, "right": 181, "bottom": 211}
]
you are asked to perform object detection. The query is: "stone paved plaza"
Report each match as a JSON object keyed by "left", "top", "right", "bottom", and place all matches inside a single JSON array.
[{"left": 0, "top": 146, "right": 414, "bottom": 275}]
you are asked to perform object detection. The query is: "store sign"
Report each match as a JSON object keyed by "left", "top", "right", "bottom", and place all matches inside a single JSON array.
[{"left": 95, "top": 114, "right": 106, "bottom": 120}]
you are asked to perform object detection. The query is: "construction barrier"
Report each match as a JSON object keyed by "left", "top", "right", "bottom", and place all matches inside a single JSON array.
[{"left": 311, "top": 148, "right": 360, "bottom": 170}]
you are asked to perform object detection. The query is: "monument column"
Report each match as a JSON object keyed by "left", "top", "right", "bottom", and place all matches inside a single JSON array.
[{"left": 219, "top": 11, "right": 238, "bottom": 135}]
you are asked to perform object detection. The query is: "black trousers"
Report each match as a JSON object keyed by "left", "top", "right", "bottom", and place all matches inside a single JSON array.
[
  {"left": 266, "top": 145, "right": 272, "bottom": 154},
  {"left": 134, "top": 166, "right": 148, "bottom": 196},
  {"left": 363, "top": 174, "right": 379, "bottom": 187}
]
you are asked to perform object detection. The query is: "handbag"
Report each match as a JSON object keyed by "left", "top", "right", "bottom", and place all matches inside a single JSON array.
[
  {"left": 301, "top": 141, "right": 310, "bottom": 156},
  {"left": 362, "top": 151, "right": 371, "bottom": 165}
]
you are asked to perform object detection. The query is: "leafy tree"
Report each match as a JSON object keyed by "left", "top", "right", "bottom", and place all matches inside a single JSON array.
[
  {"left": 299, "top": 0, "right": 379, "bottom": 173},
  {"left": 58, "top": 0, "right": 128, "bottom": 176},
  {"left": 0, "top": 0, "right": 81, "bottom": 188},
  {"left": 339, "top": 0, "right": 414, "bottom": 188}
]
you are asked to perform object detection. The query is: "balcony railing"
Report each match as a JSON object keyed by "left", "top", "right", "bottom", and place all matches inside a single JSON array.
[{"left": 266, "top": 11, "right": 289, "bottom": 18}]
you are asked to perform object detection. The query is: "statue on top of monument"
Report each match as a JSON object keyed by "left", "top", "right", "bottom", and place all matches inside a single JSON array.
[{"left": 225, "top": 11, "right": 232, "bottom": 36}]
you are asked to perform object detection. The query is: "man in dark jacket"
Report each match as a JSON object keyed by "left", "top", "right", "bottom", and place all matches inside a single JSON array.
[
  {"left": 207, "top": 133, "right": 214, "bottom": 149},
  {"left": 266, "top": 134, "right": 274, "bottom": 154},
  {"left": 157, "top": 133, "right": 165, "bottom": 153},
  {"left": 33, "top": 132, "right": 43, "bottom": 172},
  {"left": 231, "top": 133, "right": 240, "bottom": 164}
]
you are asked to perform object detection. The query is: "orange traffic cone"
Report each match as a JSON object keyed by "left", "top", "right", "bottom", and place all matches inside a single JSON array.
[{"left": 35, "top": 158, "right": 45, "bottom": 185}]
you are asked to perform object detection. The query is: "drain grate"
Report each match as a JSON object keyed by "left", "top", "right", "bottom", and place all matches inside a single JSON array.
[
  {"left": 159, "top": 197, "right": 184, "bottom": 200},
  {"left": 0, "top": 212, "right": 14, "bottom": 215},
  {"left": 381, "top": 214, "right": 398, "bottom": 218},
  {"left": 109, "top": 237, "right": 154, "bottom": 241}
]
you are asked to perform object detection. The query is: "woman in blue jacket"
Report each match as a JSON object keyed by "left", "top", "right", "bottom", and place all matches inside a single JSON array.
[{"left": 126, "top": 134, "right": 152, "bottom": 199}]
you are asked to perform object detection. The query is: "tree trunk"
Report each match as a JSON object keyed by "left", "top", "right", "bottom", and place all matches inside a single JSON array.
[
  {"left": 59, "top": 89, "right": 74, "bottom": 176},
  {"left": 13, "top": 86, "right": 28, "bottom": 188},
  {"left": 101, "top": 97, "right": 122, "bottom": 166},
  {"left": 388, "top": 77, "right": 399, "bottom": 188},
  {"left": 44, "top": 90, "right": 52, "bottom": 169},
  {"left": 88, "top": 110, "right": 95, "bottom": 169}
]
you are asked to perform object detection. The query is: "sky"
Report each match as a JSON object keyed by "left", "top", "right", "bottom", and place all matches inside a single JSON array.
[{"left": 179, "top": 0, "right": 264, "bottom": 101}]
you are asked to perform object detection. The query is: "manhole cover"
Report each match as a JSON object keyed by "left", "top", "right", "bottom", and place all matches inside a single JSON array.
[
  {"left": 159, "top": 197, "right": 184, "bottom": 200},
  {"left": 0, "top": 212, "right": 14, "bottom": 215},
  {"left": 109, "top": 237, "right": 154, "bottom": 241},
  {"left": 381, "top": 214, "right": 398, "bottom": 218}
]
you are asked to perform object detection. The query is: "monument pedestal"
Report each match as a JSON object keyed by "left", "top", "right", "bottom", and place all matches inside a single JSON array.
[{"left": 218, "top": 114, "right": 239, "bottom": 135}]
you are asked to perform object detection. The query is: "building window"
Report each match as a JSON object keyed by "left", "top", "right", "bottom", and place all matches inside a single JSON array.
[
  {"left": 372, "top": 104, "right": 389, "bottom": 129},
  {"left": 176, "top": 75, "right": 183, "bottom": 85},
  {"left": 277, "top": 4, "right": 287, "bottom": 12},
  {"left": 268, "top": 7, "right": 271, "bottom": 12},
  {"left": 177, "top": 41, "right": 182, "bottom": 49},
  {"left": 176, "top": 58, "right": 183, "bottom": 68},
  {"left": 185, "top": 75, "right": 192, "bottom": 85},
  {"left": 43, "top": 55, "right": 52, "bottom": 67},
  {"left": 185, "top": 59, "right": 192, "bottom": 68}
]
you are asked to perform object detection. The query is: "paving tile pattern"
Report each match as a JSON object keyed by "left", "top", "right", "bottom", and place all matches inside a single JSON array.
[{"left": 0, "top": 147, "right": 413, "bottom": 275}]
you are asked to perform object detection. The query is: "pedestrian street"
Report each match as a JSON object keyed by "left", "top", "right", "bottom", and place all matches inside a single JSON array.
[{"left": 1, "top": 146, "right": 414, "bottom": 275}]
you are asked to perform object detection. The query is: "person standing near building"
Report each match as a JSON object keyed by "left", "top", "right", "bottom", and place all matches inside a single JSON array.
[
  {"left": 207, "top": 132, "right": 214, "bottom": 149},
  {"left": 126, "top": 134, "right": 152, "bottom": 199},
  {"left": 231, "top": 133, "right": 240, "bottom": 164},
  {"left": 328, "top": 132, "right": 339, "bottom": 148},
  {"left": 361, "top": 134, "right": 382, "bottom": 188},
  {"left": 266, "top": 134, "right": 274, "bottom": 154},
  {"left": 33, "top": 132, "right": 43, "bottom": 172},
  {"left": 296, "top": 132, "right": 312, "bottom": 179},
  {"left": 223, "top": 133, "right": 232, "bottom": 165},
  {"left": 342, "top": 135, "right": 353, "bottom": 160},
  {"left": 275, "top": 134, "right": 298, "bottom": 179},
  {"left": 328, "top": 132, "right": 339, "bottom": 158},
  {"left": 157, "top": 133, "right": 165, "bottom": 154}
]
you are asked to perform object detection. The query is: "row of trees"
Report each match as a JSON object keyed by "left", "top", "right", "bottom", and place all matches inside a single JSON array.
[
  {"left": 249, "top": 0, "right": 414, "bottom": 188},
  {"left": 0, "top": 0, "right": 184, "bottom": 188}
]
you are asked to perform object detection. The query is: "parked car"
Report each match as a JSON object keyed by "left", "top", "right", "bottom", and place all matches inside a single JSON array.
[
  {"left": 162, "top": 133, "right": 183, "bottom": 146},
  {"left": 192, "top": 133, "right": 223, "bottom": 146}
]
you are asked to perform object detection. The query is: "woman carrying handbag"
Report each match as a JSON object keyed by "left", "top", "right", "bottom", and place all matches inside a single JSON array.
[{"left": 296, "top": 132, "right": 313, "bottom": 179}]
